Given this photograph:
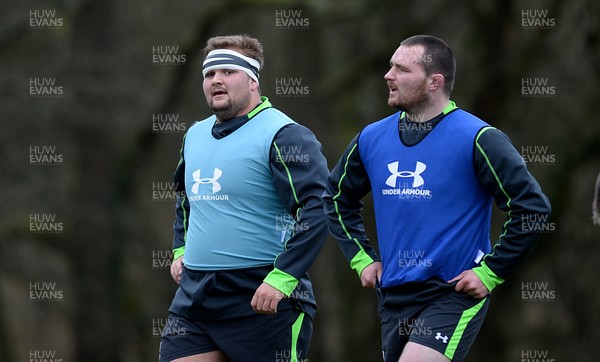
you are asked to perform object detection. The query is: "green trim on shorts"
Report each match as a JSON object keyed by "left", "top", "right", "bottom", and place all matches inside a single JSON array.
[
  {"left": 444, "top": 298, "right": 487, "bottom": 360},
  {"left": 291, "top": 312, "right": 306, "bottom": 362}
]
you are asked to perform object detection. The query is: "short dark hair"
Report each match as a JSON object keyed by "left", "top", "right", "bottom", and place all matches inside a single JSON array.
[
  {"left": 400, "top": 35, "right": 455, "bottom": 95},
  {"left": 203, "top": 34, "right": 264, "bottom": 69}
]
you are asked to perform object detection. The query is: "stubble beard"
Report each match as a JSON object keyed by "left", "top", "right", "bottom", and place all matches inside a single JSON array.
[
  {"left": 211, "top": 100, "right": 235, "bottom": 121},
  {"left": 389, "top": 83, "right": 431, "bottom": 117},
  {"left": 210, "top": 92, "right": 251, "bottom": 122}
]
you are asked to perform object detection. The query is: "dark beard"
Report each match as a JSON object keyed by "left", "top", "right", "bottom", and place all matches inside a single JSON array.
[
  {"left": 210, "top": 92, "right": 252, "bottom": 122},
  {"left": 389, "top": 78, "right": 431, "bottom": 116},
  {"left": 210, "top": 99, "right": 243, "bottom": 122},
  {"left": 392, "top": 90, "right": 430, "bottom": 116},
  {"left": 212, "top": 104, "right": 236, "bottom": 122}
]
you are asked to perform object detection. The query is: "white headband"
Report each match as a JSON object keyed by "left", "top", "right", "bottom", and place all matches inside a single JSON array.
[{"left": 202, "top": 49, "right": 261, "bottom": 83}]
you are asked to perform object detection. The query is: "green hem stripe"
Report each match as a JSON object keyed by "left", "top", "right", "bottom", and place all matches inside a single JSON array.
[
  {"left": 290, "top": 312, "right": 306, "bottom": 362},
  {"left": 444, "top": 298, "right": 487, "bottom": 360}
]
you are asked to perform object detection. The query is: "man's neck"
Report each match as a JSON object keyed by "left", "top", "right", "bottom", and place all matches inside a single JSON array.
[
  {"left": 215, "top": 98, "right": 262, "bottom": 124},
  {"left": 406, "top": 98, "right": 450, "bottom": 123}
]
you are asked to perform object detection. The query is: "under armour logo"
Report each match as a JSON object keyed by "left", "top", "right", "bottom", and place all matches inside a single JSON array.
[
  {"left": 435, "top": 332, "right": 448, "bottom": 344},
  {"left": 385, "top": 161, "right": 427, "bottom": 188},
  {"left": 191, "top": 168, "right": 222, "bottom": 194}
]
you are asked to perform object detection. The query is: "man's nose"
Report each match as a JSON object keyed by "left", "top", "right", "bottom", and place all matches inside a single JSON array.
[
  {"left": 384, "top": 68, "right": 394, "bottom": 80},
  {"left": 212, "top": 71, "right": 224, "bottom": 84}
]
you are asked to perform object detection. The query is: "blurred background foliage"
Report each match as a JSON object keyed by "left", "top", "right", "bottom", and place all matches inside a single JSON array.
[{"left": 1, "top": 0, "right": 599, "bottom": 361}]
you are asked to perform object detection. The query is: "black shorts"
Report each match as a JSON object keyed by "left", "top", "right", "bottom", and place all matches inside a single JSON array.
[
  {"left": 380, "top": 290, "right": 489, "bottom": 362},
  {"left": 160, "top": 266, "right": 314, "bottom": 361},
  {"left": 159, "top": 310, "right": 312, "bottom": 362},
  {"left": 167, "top": 266, "right": 316, "bottom": 320}
]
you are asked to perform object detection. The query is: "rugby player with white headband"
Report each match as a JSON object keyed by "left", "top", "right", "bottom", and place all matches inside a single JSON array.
[{"left": 160, "top": 34, "right": 328, "bottom": 362}]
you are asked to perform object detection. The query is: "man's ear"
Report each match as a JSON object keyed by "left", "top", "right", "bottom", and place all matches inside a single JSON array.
[{"left": 429, "top": 74, "right": 445, "bottom": 91}]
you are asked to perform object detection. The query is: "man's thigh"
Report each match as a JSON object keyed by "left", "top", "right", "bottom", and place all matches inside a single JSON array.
[
  {"left": 399, "top": 342, "right": 449, "bottom": 362},
  {"left": 171, "top": 350, "right": 228, "bottom": 362}
]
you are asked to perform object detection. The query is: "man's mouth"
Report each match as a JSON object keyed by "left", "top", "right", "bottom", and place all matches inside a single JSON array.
[
  {"left": 212, "top": 89, "right": 227, "bottom": 97},
  {"left": 387, "top": 83, "right": 398, "bottom": 96}
]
